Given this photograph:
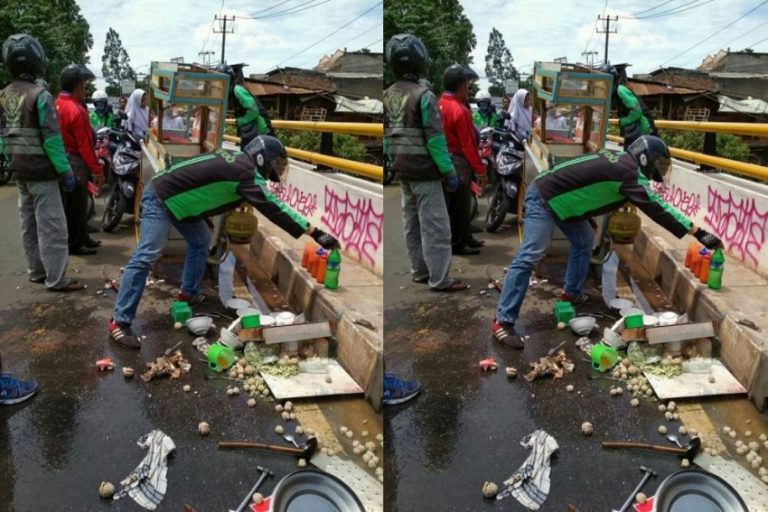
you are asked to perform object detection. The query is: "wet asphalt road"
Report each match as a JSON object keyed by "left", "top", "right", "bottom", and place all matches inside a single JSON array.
[
  {"left": 382, "top": 185, "right": 682, "bottom": 512},
  {"left": 0, "top": 184, "right": 372, "bottom": 511}
]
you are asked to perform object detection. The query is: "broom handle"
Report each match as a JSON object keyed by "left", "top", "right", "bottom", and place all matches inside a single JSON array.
[
  {"left": 219, "top": 441, "right": 299, "bottom": 454},
  {"left": 602, "top": 441, "right": 685, "bottom": 454}
]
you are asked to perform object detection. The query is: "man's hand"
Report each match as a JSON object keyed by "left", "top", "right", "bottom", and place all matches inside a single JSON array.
[
  {"left": 477, "top": 174, "right": 489, "bottom": 189},
  {"left": 694, "top": 228, "right": 723, "bottom": 250},
  {"left": 311, "top": 228, "right": 340, "bottom": 250},
  {"left": 60, "top": 171, "right": 76, "bottom": 192},
  {"left": 500, "top": 110, "right": 511, "bottom": 120},
  {"left": 443, "top": 170, "right": 459, "bottom": 192}
]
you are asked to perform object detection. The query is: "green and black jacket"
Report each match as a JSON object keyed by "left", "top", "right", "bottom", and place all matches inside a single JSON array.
[
  {"left": 232, "top": 84, "right": 272, "bottom": 136},
  {"left": 151, "top": 149, "right": 308, "bottom": 238},
  {"left": 535, "top": 150, "right": 692, "bottom": 238}
]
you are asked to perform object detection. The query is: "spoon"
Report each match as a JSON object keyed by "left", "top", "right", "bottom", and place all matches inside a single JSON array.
[
  {"left": 666, "top": 433, "right": 682, "bottom": 447},
  {"left": 283, "top": 433, "right": 299, "bottom": 448}
]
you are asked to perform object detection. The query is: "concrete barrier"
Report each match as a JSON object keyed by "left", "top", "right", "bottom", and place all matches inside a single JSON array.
[
  {"left": 650, "top": 160, "right": 768, "bottom": 277},
  {"left": 267, "top": 160, "right": 384, "bottom": 276}
]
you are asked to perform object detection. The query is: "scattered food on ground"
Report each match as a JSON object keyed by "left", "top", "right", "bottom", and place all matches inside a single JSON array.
[
  {"left": 524, "top": 351, "right": 574, "bottom": 382},
  {"left": 122, "top": 367, "right": 134, "bottom": 378},
  {"left": 198, "top": 422, "right": 210, "bottom": 436},
  {"left": 581, "top": 422, "right": 593, "bottom": 436},
  {"left": 479, "top": 358, "right": 498, "bottom": 371},
  {"left": 99, "top": 481, "right": 115, "bottom": 499},
  {"left": 95, "top": 357, "right": 115, "bottom": 371},
  {"left": 506, "top": 367, "right": 518, "bottom": 378},
  {"left": 141, "top": 351, "right": 190, "bottom": 382},
  {"left": 482, "top": 481, "right": 498, "bottom": 499},
  {"left": 275, "top": 425, "right": 284, "bottom": 435}
]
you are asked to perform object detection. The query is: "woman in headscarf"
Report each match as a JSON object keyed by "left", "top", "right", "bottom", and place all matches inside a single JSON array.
[
  {"left": 125, "top": 88, "right": 148, "bottom": 139},
  {"left": 507, "top": 88, "right": 532, "bottom": 141}
]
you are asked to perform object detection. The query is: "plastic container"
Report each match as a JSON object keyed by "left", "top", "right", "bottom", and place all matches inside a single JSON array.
[
  {"left": 699, "top": 252, "right": 711, "bottom": 283},
  {"left": 301, "top": 242, "right": 315, "bottom": 268},
  {"left": 324, "top": 248, "right": 341, "bottom": 290},
  {"left": 306, "top": 249, "right": 319, "bottom": 276},
  {"left": 624, "top": 314, "right": 644, "bottom": 329},
  {"left": 553, "top": 301, "right": 575, "bottom": 324},
  {"left": 241, "top": 314, "right": 261, "bottom": 329},
  {"left": 170, "top": 301, "right": 192, "bottom": 325},
  {"left": 690, "top": 247, "right": 704, "bottom": 276},
  {"left": 316, "top": 251, "right": 328, "bottom": 284},
  {"left": 693, "top": 247, "right": 709, "bottom": 276},
  {"left": 591, "top": 343, "right": 618, "bottom": 372},
  {"left": 708, "top": 248, "right": 724, "bottom": 290},
  {"left": 310, "top": 248, "right": 326, "bottom": 280},
  {"left": 207, "top": 343, "right": 235, "bottom": 372},
  {"left": 684, "top": 242, "right": 698, "bottom": 269}
]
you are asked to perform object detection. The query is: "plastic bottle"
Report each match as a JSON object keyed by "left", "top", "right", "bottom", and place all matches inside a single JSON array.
[
  {"left": 316, "top": 252, "right": 328, "bottom": 284},
  {"left": 301, "top": 242, "right": 314, "bottom": 268},
  {"left": 699, "top": 252, "right": 711, "bottom": 283},
  {"left": 306, "top": 247, "right": 319, "bottom": 275},
  {"left": 693, "top": 247, "right": 708, "bottom": 276},
  {"left": 707, "top": 248, "right": 725, "bottom": 289},
  {"left": 324, "top": 248, "right": 341, "bottom": 289},
  {"left": 311, "top": 248, "right": 326, "bottom": 280},
  {"left": 684, "top": 242, "right": 698, "bottom": 269}
]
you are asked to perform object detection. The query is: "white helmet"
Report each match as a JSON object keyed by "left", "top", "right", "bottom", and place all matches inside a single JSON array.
[
  {"left": 475, "top": 90, "right": 491, "bottom": 101},
  {"left": 92, "top": 90, "right": 108, "bottom": 101}
]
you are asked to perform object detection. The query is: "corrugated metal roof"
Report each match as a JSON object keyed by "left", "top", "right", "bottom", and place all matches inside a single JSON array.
[
  {"left": 628, "top": 81, "right": 701, "bottom": 96},
  {"left": 709, "top": 72, "right": 768, "bottom": 79},
  {"left": 243, "top": 81, "right": 317, "bottom": 96},
  {"left": 717, "top": 94, "right": 768, "bottom": 114},
  {"left": 325, "top": 72, "right": 383, "bottom": 79}
]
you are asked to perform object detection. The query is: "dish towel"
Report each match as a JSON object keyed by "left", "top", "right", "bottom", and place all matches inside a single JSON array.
[
  {"left": 114, "top": 430, "right": 176, "bottom": 510},
  {"left": 497, "top": 429, "right": 559, "bottom": 510}
]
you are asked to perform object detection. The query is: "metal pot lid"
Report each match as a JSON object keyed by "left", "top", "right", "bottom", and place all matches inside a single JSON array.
[
  {"left": 653, "top": 469, "right": 748, "bottom": 512},
  {"left": 269, "top": 469, "right": 365, "bottom": 512}
]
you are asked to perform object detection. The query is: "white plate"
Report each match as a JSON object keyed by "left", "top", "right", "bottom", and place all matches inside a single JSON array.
[
  {"left": 608, "top": 298, "right": 634, "bottom": 310},
  {"left": 643, "top": 315, "right": 659, "bottom": 327},
  {"left": 275, "top": 311, "right": 296, "bottom": 326}
]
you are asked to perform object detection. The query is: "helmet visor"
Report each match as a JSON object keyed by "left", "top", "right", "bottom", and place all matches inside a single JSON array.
[{"left": 653, "top": 156, "right": 672, "bottom": 181}]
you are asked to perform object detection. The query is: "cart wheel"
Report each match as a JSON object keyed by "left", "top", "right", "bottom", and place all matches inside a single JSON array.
[
  {"left": 516, "top": 180, "right": 527, "bottom": 240},
  {"left": 134, "top": 180, "right": 144, "bottom": 243}
]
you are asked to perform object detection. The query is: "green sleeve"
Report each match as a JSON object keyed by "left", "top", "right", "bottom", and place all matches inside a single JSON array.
[
  {"left": 37, "top": 92, "right": 71, "bottom": 174},
  {"left": 233, "top": 84, "right": 268, "bottom": 133},
  {"left": 420, "top": 92, "right": 454, "bottom": 175},
  {"left": 472, "top": 111, "right": 481, "bottom": 128},
  {"left": 617, "top": 85, "right": 643, "bottom": 128}
]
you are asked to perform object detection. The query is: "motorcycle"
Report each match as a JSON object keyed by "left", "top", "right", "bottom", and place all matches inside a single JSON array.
[
  {"left": 101, "top": 131, "right": 141, "bottom": 232},
  {"left": 485, "top": 131, "right": 524, "bottom": 232}
]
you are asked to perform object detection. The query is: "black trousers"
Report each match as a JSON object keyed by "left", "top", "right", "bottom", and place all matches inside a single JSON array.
[
  {"left": 445, "top": 155, "right": 474, "bottom": 249},
  {"left": 61, "top": 156, "right": 89, "bottom": 250}
]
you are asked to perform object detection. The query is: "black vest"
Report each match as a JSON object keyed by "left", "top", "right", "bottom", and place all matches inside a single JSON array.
[
  {"left": 0, "top": 80, "right": 58, "bottom": 181},
  {"left": 384, "top": 80, "right": 441, "bottom": 181}
]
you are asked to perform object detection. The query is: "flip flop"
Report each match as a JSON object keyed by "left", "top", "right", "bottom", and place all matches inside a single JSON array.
[
  {"left": 49, "top": 280, "right": 86, "bottom": 292},
  {"left": 431, "top": 280, "right": 470, "bottom": 292}
]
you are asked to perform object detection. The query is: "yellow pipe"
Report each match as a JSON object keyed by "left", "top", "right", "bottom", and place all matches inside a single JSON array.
[
  {"left": 607, "top": 134, "right": 768, "bottom": 181},
  {"left": 223, "top": 134, "right": 383, "bottom": 181},
  {"left": 226, "top": 119, "right": 383, "bottom": 137},
  {"left": 608, "top": 119, "right": 768, "bottom": 138}
]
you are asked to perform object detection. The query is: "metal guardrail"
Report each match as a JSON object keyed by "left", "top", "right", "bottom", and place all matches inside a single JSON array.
[
  {"left": 607, "top": 134, "right": 768, "bottom": 181},
  {"left": 609, "top": 119, "right": 768, "bottom": 138},
  {"left": 227, "top": 119, "right": 383, "bottom": 137},
  {"left": 223, "top": 134, "right": 383, "bottom": 181}
]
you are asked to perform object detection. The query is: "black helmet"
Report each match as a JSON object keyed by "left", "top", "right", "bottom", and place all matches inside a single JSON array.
[
  {"left": 214, "top": 63, "right": 234, "bottom": 78},
  {"left": 243, "top": 135, "right": 289, "bottom": 182},
  {"left": 2, "top": 34, "right": 46, "bottom": 79},
  {"left": 598, "top": 63, "right": 620, "bottom": 89},
  {"left": 385, "top": 34, "right": 430, "bottom": 78},
  {"left": 443, "top": 64, "right": 478, "bottom": 92},
  {"left": 60, "top": 64, "right": 95, "bottom": 92},
  {"left": 627, "top": 135, "right": 671, "bottom": 182}
]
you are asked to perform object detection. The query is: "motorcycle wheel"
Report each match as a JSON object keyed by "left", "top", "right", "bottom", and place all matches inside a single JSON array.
[
  {"left": 383, "top": 166, "right": 396, "bottom": 185},
  {"left": 101, "top": 186, "right": 127, "bottom": 232},
  {"left": 485, "top": 184, "right": 512, "bottom": 232},
  {"left": 0, "top": 158, "right": 11, "bottom": 186}
]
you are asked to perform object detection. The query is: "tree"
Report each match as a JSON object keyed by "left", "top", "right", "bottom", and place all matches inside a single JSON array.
[
  {"left": 484, "top": 28, "right": 517, "bottom": 97},
  {"left": 101, "top": 28, "right": 136, "bottom": 97},
  {"left": 384, "top": 0, "right": 477, "bottom": 94},
  {"left": 0, "top": 0, "right": 93, "bottom": 94}
]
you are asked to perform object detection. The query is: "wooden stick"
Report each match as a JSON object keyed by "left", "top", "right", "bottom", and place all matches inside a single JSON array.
[
  {"left": 601, "top": 441, "right": 685, "bottom": 454},
  {"left": 218, "top": 441, "right": 299, "bottom": 454}
]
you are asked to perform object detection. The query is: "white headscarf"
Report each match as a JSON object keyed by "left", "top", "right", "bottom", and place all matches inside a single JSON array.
[
  {"left": 126, "top": 89, "right": 148, "bottom": 138},
  {"left": 509, "top": 89, "right": 532, "bottom": 140}
]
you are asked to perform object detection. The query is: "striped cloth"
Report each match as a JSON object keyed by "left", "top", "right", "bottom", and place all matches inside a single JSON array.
[
  {"left": 496, "top": 430, "right": 559, "bottom": 510},
  {"left": 114, "top": 430, "right": 176, "bottom": 510}
]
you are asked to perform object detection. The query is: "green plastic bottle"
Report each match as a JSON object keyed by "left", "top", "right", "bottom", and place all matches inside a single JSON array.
[
  {"left": 324, "top": 248, "right": 341, "bottom": 290},
  {"left": 707, "top": 248, "right": 725, "bottom": 290}
]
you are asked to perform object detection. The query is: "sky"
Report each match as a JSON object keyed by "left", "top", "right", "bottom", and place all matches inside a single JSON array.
[
  {"left": 77, "top": 0, "right": 383, "bottom": 91},
  {"left": 460, "top": 0, "right": 768, "bottom": 92}
]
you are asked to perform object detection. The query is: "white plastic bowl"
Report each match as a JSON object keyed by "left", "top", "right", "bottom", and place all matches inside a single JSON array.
[
  {"left": 275, "top": 311, "right": 296, "bottom": 326},
  {"left": 603, "top": 327, "right": 627, "bottom": 349},
  {"left": 186, "top": 316, "right": 212, "bottom": 336},
  {"left": 608, "top": 298, "right": 634, "bottom": 310},
  {"left": 569, "top": 316, "right": 596, "bottom": 336},
  {"left": 643, "top": 315, "right": 660, "bottom": 327},
  {"left": 225, "top": 298, "right": 251, "bottom": 311},
  {"left": 658, "top": 311, "right": 679, "bottom": 326},
  {"left": 260, "top": 315, "right": 276, "bottom": 327},
  {"left": 219, "top": 327, "right": 243, "bottom": 349}
]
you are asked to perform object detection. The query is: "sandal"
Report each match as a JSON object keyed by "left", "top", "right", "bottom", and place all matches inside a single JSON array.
[
  {"left": 49, "top": 280, "right": 86, "bottom": 292},
  {"left": 431, "top": 280, "right": 470, "bottom": 292},
  {"left": 411, "top": 276, "right": 429, "bottom": 284},
  {"left": 491, "top": 319, "right": 524, "bottom": 349}
]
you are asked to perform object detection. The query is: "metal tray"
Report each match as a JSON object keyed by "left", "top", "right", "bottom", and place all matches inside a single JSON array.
[
  {"left": 269, "top": 469, "right": 366, "bottom": 512},
  {"left": 653, "top": 469, "right": 749, "bottom": 512}
]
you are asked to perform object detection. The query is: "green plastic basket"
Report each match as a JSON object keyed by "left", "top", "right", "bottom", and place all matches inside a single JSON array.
[
  {"left": 553, "top": 301, "right": 575, "bottom": 324},
  {"left": 624, "top": 314, "right": 644, "bottom": 329},
  {"left": 170, "top": 301, "right": 192, "bottom": 325},
  {"left": 241, "top": 314, "right": 261, "bottom": 329}
]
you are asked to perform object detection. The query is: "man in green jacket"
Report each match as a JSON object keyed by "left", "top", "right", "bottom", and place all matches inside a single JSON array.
[
  {"left": 0, "top": 34, "right": 84, "bottom": 292},
  {"left": 107, "top": 135, "right": 339, "bottom": 348},
  {"left": 492, "top": 136, "right": 722, "bottom": 348},
  {"left": 472, "top": 90, "right": 499, "bottom": 129},
  {"left": 384, "top": 33, "right": 468, "bottom": 292},
  {"left": 89, "top": 89, "right": 117, "bottom": 130},
  {"left": 601, "top": 64, "right": 658, "bottom": 148},
  {"left": 215, "top": 64, "right": 274, "bottom": 147}
]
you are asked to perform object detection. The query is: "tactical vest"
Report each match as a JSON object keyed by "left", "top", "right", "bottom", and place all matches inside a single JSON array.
[
  {"left": 384, "top": 80, "right": 441, "bottom": 181},
  {"left": 0, "top": 80, "right": 58, "bottom": 181}
]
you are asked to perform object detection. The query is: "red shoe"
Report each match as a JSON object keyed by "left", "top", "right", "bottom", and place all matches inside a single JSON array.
[
  {"left": 491, "top": 319, "right": 524, "bottom": 349},
  {"left": 560, "top": 292, "right": 589, "bottom": 305},
  {"left": 108, "top": 319, "right": 141, "bottom": 349},
  {"left": 177, "top": 291, "right": 206, "bottom": 305}
]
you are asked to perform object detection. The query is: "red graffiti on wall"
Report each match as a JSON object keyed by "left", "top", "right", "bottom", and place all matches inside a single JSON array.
[
  {"left": 704, "top": 186, "right": 768, "bottom": 266},
  {"left": 652, "top": 182, "right": 701, "bottom": 217},
  {"left": 267, "top": 182, "right": 318, "bottom": 218},
  {"left": 321, "top": 186, "right": 383, "bottom": 267}
]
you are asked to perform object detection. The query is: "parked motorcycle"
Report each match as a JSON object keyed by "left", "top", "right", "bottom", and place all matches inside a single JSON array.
[
  {"left": 101, "top": 131, "right": 141, "bottom": 232},
  {"left": 485, "top": 131, "right": 524, "bottom": 232}
]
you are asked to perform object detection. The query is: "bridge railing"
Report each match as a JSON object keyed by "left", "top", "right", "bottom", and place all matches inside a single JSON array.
[{"left": 225, "top": 119, "right": 383, "bottom": 181}]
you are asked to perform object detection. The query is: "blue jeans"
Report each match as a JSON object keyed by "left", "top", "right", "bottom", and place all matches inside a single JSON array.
[
  {"left": 496, "top": 184, "right": 594, "bottom": 326},
  {"left": 113, "top": 185, "right": 211, "bottom": 325}
]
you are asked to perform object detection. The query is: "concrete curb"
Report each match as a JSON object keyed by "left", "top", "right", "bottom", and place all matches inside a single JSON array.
[
  {"left": 231, "top": 218, "right": 383, "bottom": 411},
  {"left": 630, "top": 215, "right": 768, "bottom": 410}
]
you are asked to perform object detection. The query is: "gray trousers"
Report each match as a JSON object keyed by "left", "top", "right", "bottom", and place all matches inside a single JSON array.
[
  {"left": 400, "top": 179, "right": 453, "bottom": 289},
  {"left": 17, "top": 179, "right": 70, "bottom": 289}
]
